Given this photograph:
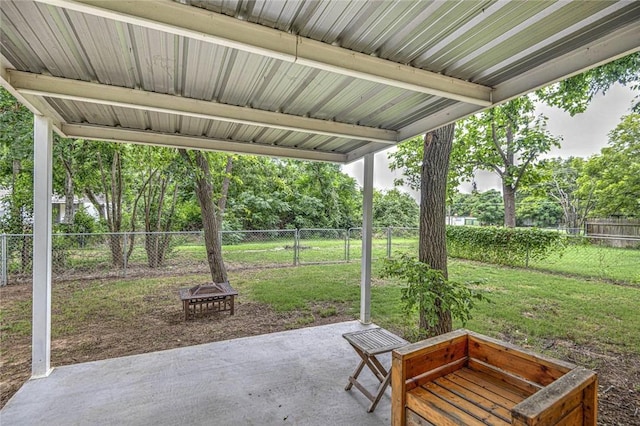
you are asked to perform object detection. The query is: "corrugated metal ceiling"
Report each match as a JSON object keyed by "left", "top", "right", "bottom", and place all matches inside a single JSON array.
[{"left": 1, "top": 0, "right": 639, "bottom": 162}]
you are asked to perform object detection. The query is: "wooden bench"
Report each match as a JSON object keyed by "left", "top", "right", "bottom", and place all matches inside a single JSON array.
[{"left": 391, "top": 329, "right": 597, "bottom": 426}]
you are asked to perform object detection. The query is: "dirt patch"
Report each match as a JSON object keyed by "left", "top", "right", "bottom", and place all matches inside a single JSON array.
[
  {"left": 0, "top": 280, "right": 353, "bottom": 409},
  {"left": 2, "top": 280, "right": 639, "bottom": 424}
]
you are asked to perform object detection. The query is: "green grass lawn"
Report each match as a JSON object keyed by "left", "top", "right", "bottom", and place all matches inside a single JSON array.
[
  {"left": 234, "top": 259, "right": 640, "bottom": 356},
  {"left": 3, "top": 258, "right": 638, "bottom": 403},
  {"left": 18, "top": 234, "right": 638, "bottom": 286},
  {"left": 528, "top": 243, "right": 640, "bottom": 284}
]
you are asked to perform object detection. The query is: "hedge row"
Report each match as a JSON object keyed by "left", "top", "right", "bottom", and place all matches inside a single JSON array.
[{"left": 446, "top": 226, "right": 565, "bottom": 267}]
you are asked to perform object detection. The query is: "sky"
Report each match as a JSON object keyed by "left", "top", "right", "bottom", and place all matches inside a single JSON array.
[{"left": 342, "top": 84, "right": 637, "bottom": 195}]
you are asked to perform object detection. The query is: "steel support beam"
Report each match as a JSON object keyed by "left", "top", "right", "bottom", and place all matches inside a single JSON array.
[
  {"left": 360, "top": 153, "right": 374, "bottom": 324},
  {"left": 35, "top": 0, "right": 493, "bottom": 106},
  {"left": 62, "top": 124, "right": 347, "bottom": 163},
  {"left": 9, "top": 71, "right": 398, "bottom": 145},
  {"left": 32, "top": 115, "right": 53, "bottom": 378},
  {"left": 396, "top": 21, "right": 640, "bottom": 144}
]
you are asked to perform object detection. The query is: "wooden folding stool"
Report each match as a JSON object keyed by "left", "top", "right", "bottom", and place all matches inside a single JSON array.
[{"left": 342, "top": 327, "right": 408, "bottom": 412}]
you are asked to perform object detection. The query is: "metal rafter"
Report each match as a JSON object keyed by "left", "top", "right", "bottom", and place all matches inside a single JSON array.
[
  {"left": 8, "top": 70, "right": 398, "bottom": 144},
  {"left": 372, "top": 22, "right": 640, "bottom": 160},
  {"left": 62, "top": 124, "right": 347, "bottom": 163},
  {"left": 34, "top": 0, "right": 493, "bottom": 106}
]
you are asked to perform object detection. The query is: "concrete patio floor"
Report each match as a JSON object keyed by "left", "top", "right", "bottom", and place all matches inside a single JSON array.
[{"left": 1, "top": 321, "right": 393, "bottom": 425}]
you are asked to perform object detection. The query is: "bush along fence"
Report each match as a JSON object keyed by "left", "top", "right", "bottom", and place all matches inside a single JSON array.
[
  {"left": 446, "top": 226, "right": 566, "bottom": 267},
  {"left": 1, "top": 226, "right": 638, "bottom": 286}
]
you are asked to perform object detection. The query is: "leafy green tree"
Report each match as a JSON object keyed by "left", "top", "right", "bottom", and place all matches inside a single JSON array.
[
  {"left": 388, "top": 133, "right": 470, "bottom": 200},
  {"left": 449, "top": 190, "right": 503, "bottom": 226},
  {"left": 372, "top": 189, "right": 418, "bottom": 228},
  {"left": 52, "top": 137, "right": 84, "bottom": 225},
  {"left": 136, "top": 146, "right": 183, "bottom": 267},
  {"left": 448, "top": 192, "right": 474, "bottom": 217},
  {"left": 225, "top": 156, "right": 294, "bottom": 230},
  {"left": 525, "top": 158, "right": 594, "bottom": 232},
  {"left": 537, "top": 52, "right": 640, "bottom": 114},
  {"left": 455, "top": 97, "right": 561, "bottom": 227},
  {"left": 580, "top": 114, "right": 640, "bottom": 218},
  {"left": 473, "top": 190, "right": 504, "bottom": 226},
  {"left": 515, "top": 194, "right": 563, "bottom": 228},
  {"left": 292, "top": 161, "right": 360, "bottom": 229},
  {"left": 0, "top": 88, "right": 33, "bottom": 234},
  {"left": 0, "top": 89, "right": 33, "bottom": 272}
]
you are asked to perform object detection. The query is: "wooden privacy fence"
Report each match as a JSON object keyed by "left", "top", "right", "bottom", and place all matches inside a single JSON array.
[{"left": 585, "top": 218, "right": 640, "bottom": 248}]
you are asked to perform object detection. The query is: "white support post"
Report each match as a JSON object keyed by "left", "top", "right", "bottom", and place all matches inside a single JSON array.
[
  {"left": 360, "top": 154, "right": 374, "bottom": 324},
  {"left": 32, "top": 115, "right": 53, "bottom": 378}
]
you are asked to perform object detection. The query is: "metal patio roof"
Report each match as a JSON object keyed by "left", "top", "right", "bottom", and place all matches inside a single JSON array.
[{"left": 1, "top": 0, "right": 639, "bottom": 163}]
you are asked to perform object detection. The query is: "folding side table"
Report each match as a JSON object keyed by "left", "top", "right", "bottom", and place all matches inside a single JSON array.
[{"left": 342, "top": 327, "right": 409, "bottom": 412}]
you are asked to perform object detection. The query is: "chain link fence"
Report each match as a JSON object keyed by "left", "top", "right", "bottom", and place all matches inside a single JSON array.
[
  {"left": 528, "top": 234, "right": 640, "bottom": 284},
  {"left": 2, "top": 227, "right": 638, "bottom": 286}
]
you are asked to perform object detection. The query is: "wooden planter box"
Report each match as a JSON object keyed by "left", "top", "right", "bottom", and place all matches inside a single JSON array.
[
  {"left": 391, "top": 329, "right": 597, "bottom": 426},
  {"left": 179, "top": 282, "right": 237, "bottom": 320}
]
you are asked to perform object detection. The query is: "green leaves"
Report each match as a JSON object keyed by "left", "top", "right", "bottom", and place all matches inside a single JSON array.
[
  {"left": 580, "top": 113, "right": 640, "bottom": 218},
  {"left": 450, "top": 190, "right": 504, "bottom": 226},
  {"left": 446, "top": 226, "right": 566, "bottom": 267},
  {"left": 373, "top": 189, "right": 419, "bottom": 228},
  {"left": 381, "top": 253, "right": 486, "bottom": 332},
  {"left": 536, "top": 52, "right": 640, "bottom": 115},
  {"left": 455, "top": 96, "right": 561, "bottom": 190}
]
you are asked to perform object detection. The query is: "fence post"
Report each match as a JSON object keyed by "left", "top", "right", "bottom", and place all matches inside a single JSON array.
[
  {"left": 122, "top": 232, "right": 128, "bottom": 277},
  {"left": 294, "top": 229, "right": 299, "bottom": 266},
  {"left": 1, "top": 234, "right": 6, "bottom": 287},
  {"left": 346, "top": 228, "right": 351, "bottom": 262},
  {"left": 387, "top": 227, "right": 392, "bottom": 258},
  {"left": 344, "top": 229, "right": 348, "bottom": 262}
]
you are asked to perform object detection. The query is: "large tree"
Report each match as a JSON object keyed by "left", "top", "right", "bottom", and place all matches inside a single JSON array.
[
  {"left": 455, "top": 97, "right": 560, "bottom": 227},
  {"left": 529, "top": 157, "right": 595, "bottom": 232},
  {"left": 372, "top": 189, "right": 419, "bottom": 228},
  {"left": 178, "top": 150, "right": 231, "bottom": 283},
  {"left": 581, "top": 114, "right": 640, "bottom": 218},
  {"left": 418, "top": 123, "right": 456, "bottom": 336},
  {"left": 390, "top": 98, "right": 560, "bottom": 228}
]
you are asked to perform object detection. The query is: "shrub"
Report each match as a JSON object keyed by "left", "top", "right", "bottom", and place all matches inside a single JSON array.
[
  {"left": 381, "top": 254, "right": 486, "bottom": 339},
  {"left": 446, "top": 226, "right": 565, "bottom": 267}
]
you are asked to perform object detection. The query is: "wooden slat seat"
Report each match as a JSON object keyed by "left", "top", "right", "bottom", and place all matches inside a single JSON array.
[
  {"left": 406, "top": 367, "right": 536, "bottom": 425},
  {"left": 392, "top": 330, "right": 598, "bottom": 426}
]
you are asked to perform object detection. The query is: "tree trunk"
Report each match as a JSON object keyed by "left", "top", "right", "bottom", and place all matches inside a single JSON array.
[
  {"left": 179, "top": 149, "right": 228, "bottom": 283},
  {"left": 98, "top": 150, "right": 124, "bottom": 267},
  {"left": 502, "top": 183, "right": 516, "bottom": 228},
  {"left": 419, "top": 123, "right": 455, "bottom": 337},
  {"left": 217, "top": 155, "right": 233, "bottom": 222},
  {"left": 62, "top": 159, "right": 75, "bottom": 224},
  {"left": 85, "top": 188, "right": 106, "bottom": 221}
]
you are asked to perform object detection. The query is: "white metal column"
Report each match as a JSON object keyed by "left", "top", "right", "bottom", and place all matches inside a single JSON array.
[
  {"left": 360, "top": 153, "right": 374, "bottom": 324},
  {"left": 32, "top": 115, "right": 53, "bottom": 378}
]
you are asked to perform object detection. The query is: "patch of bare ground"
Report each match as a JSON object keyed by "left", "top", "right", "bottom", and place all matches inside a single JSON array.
[
  {"left": 2, "top": 280, "right": 638, "bottom": 425},
  {"left": 0, "top": 280, "right": 353, "bottom": 409}
]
